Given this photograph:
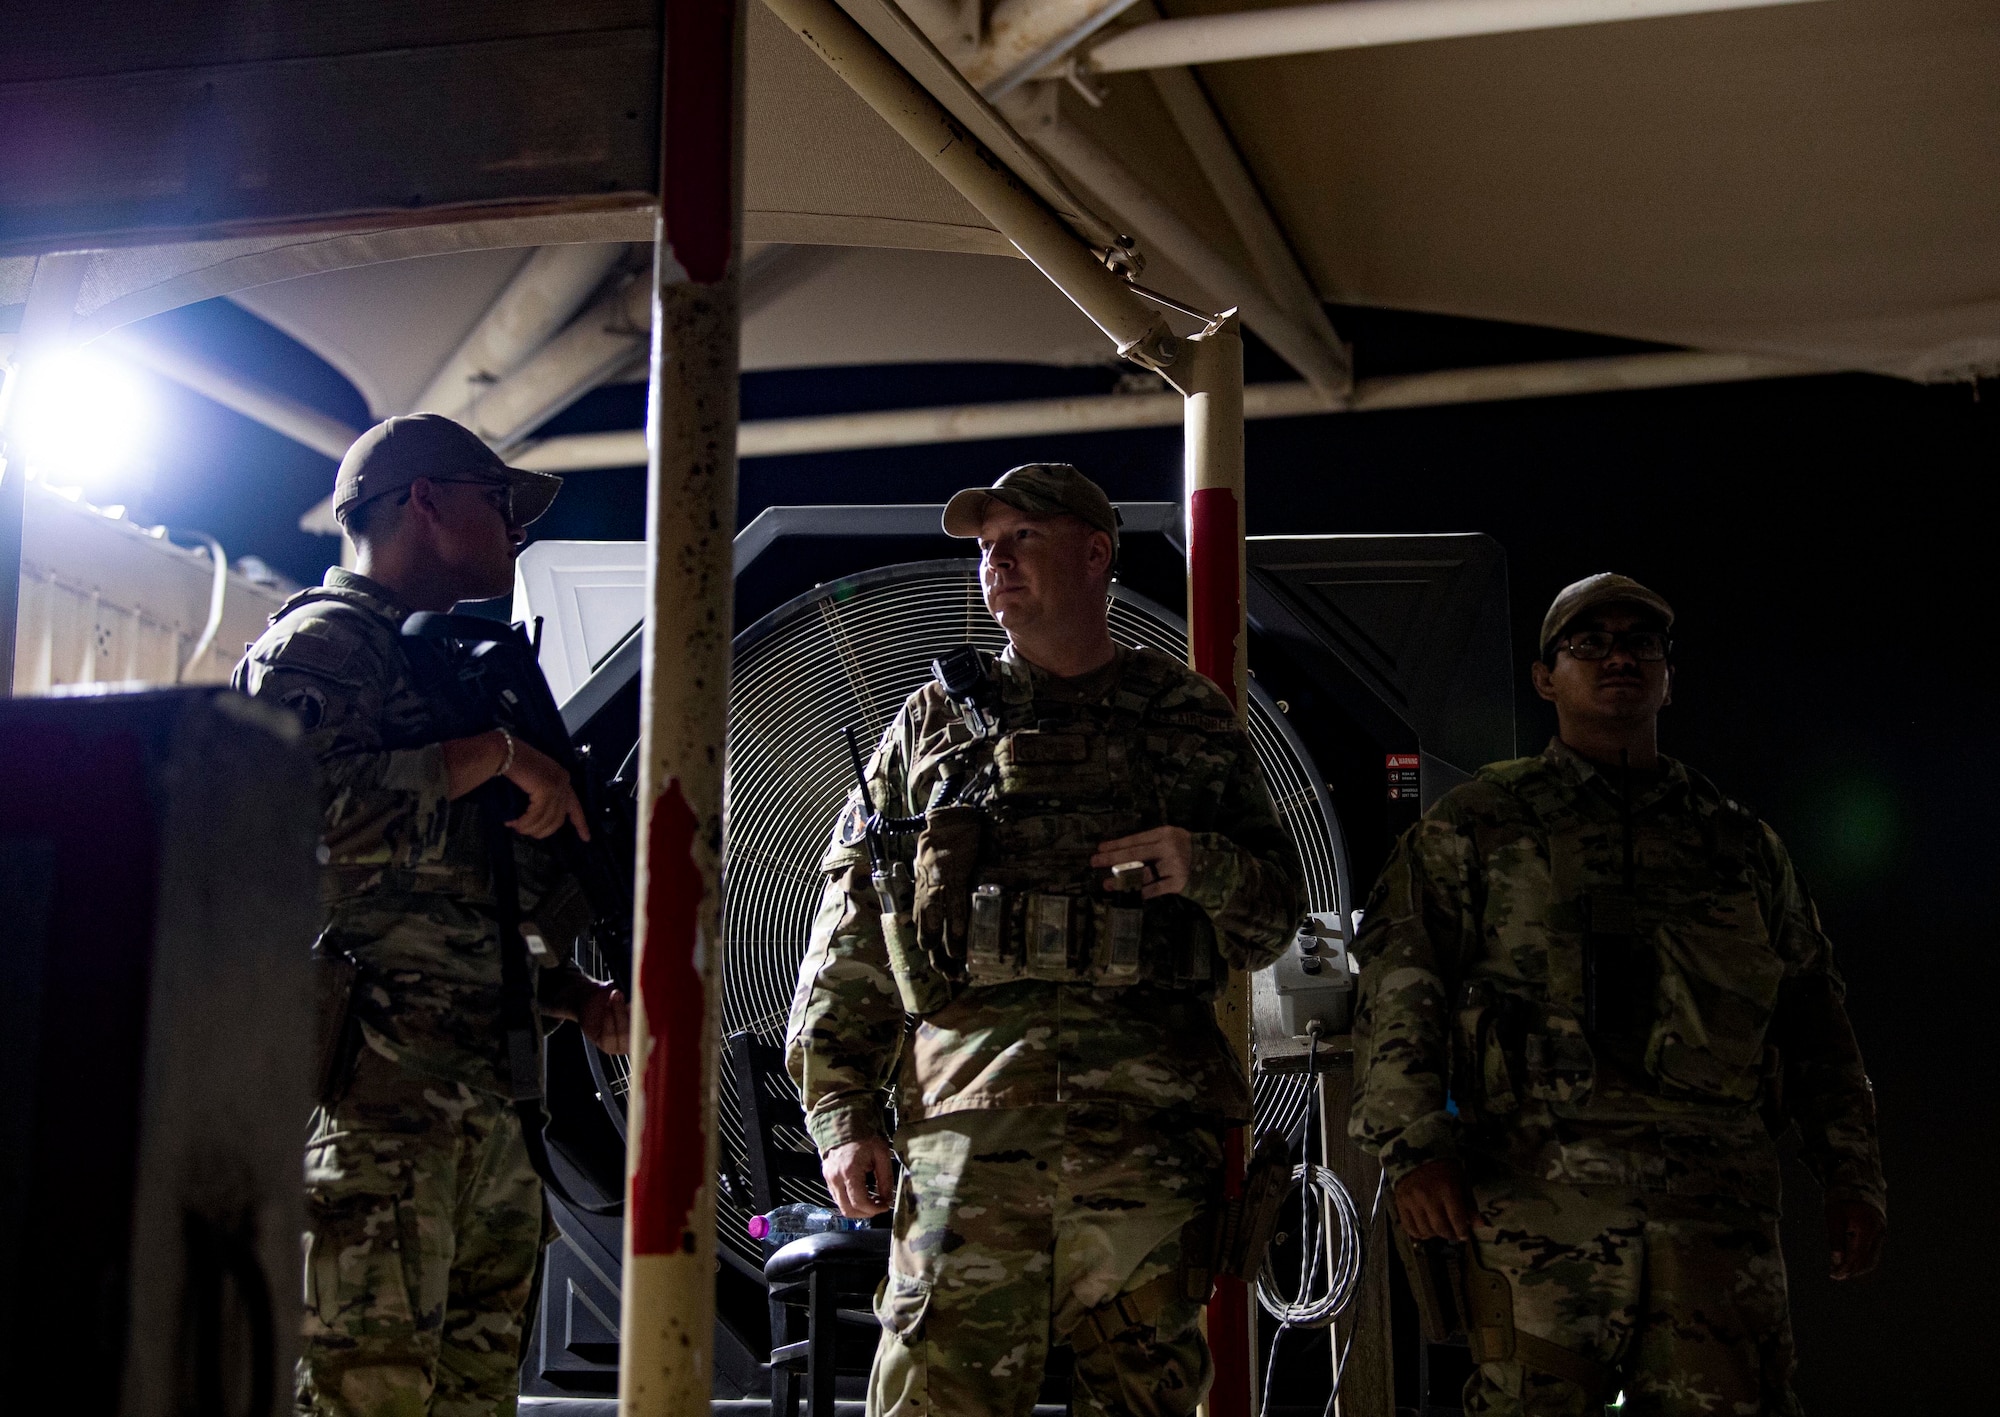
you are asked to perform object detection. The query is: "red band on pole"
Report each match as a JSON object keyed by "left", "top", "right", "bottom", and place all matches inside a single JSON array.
[
  {"left": 662, "top": 0, "right": 737, "bottom": 284},
  {"left": 631, "top": 777, "right": 709, "bottom": 1255},
  {"left": 1190, "top": 480, "right": 1251, "bottom": 1414},
  {"left": 1189, "top": 486, "right": 1242, "bottom": 708},
  {"left": 1209, "top": 1128, "right": 1253, "bottom": 1417}
]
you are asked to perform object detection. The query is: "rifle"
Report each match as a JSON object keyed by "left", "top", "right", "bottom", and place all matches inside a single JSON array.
[
  {"left": 402, "top": 611, "right": 633, "bottom": 990},
  {"left": 401, "top": 611, "right": 635, "bottom": 1216}
]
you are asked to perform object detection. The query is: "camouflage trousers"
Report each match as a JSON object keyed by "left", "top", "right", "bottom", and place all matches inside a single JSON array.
[
  {"left": 869, "top": 1103, "right": 1224, "bottom": 1417},
  {"left": 297, "top": 1045, "right": 543, "bottom": 1417},
  {"left": 1463, "top": 1168, "right": 1799, "bottom": 1417}
]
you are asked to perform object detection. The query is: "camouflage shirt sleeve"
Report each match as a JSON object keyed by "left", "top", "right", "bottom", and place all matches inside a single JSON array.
[
  {"left": 235, "top": 609, "right": 452, "bottom": 868},
  {"left": 1348, "top": 811, "right": 1478, "bottom": 1186},
  {"left": 784, "top": 709, "right": 912, "bottom": 1154},
  {"left": 1181, "top": 735, "right": 1306, "bottom": 971},
  {"left": 1758, "top": 823, "right": 1888, "bottom": 1216},
  {"left": 234, "top": 604, "right": 454, "bottom": 868}
]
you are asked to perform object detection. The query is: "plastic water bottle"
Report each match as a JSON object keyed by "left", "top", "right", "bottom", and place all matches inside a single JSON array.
[{"left": 747, "top": 1203, "right": 869, "bottom": 1246}]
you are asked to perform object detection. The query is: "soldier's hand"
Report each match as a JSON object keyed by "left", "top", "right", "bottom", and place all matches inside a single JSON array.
[
  {"left": 502, "top": 738, "right": 591, "bottom": 841},
  {"left": 1394, "top": 1158, "right": 1475, "bottom": 1243},
  {"left": 579, "top": 984, "right": 630, "bottom": 1056},
  {"left": 1092, "top": 826, "right": 1194, "bottom": 899},
  {"left": 1826, "top": 1198, "right": 1885, "bottom": 1280},
  {"left": 823, "top": 1135, "right": 897, "bottom": 1219}
]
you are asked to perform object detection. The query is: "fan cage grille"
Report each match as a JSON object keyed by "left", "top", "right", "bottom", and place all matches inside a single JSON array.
[{"left": 589, "top": 562, "right": 1348, "bottom": 1272}]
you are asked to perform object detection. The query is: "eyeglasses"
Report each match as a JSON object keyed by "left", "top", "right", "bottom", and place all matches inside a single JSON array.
[
  {"left": 1557, "top": 630, "right": 1672, "bottom": 662},
  {"left": 429, "top": 477, "right": 515, "bottom": 526}
]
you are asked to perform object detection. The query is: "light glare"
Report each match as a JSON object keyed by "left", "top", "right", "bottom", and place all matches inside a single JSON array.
[{"left": 16, "top": 347, "right": 153, "bottom": 494}]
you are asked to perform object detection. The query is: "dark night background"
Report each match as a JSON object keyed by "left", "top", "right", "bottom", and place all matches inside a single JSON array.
[{"left": 120, "top": 294, "right": 1996, "bottom": 1412}]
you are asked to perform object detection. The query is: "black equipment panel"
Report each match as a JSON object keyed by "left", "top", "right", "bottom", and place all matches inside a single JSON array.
[{"left": 0, "top": 689, "right": 320, "bottom": 1415}]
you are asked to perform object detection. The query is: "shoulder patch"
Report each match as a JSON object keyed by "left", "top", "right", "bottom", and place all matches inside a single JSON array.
[
  {"left": 835, "top": 799, "right": 870, "bottom": 848},
  {"left": 267, "top": 620, "right": 359, "bottom": 679}
]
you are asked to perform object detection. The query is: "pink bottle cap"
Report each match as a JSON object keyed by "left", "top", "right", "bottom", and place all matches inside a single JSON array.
[{"left": 747, "top": 1215, "right": 771, "bottom": 1239}]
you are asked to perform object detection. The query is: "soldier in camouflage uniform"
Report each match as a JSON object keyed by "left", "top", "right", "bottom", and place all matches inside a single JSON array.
[
  {"left": 785, "top": 465, "right": 1304, "bottom": 1417},
  {"left": 1350, "top": 572, "right": 1887, "bottom": 1417},
  {"left": 235, "top": 415, "right": 630, "bottom": 1417}
]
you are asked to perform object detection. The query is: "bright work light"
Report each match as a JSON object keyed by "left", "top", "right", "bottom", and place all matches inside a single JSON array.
[{"left": 14, "top": 346, "right": 154, "bottom": 495}]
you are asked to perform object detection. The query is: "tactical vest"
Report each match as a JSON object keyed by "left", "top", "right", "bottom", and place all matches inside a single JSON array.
[
  {"left": 874, "top": 647, "right": 1224, "bottom": 1016},
  {"left": 1451, "top": 761, "right": 1779, "bottom": 1117}
]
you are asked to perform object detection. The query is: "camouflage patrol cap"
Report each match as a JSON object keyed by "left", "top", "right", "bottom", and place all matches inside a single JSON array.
[
  {"left": 332, "top": 413, "right": 563, "bottom": 529},
  {"left": 1540, "top": 572, "right": 1675, "bottom": 658},
  {"left": 942, "top": 463, "right": 1121, "bottom": 545}
]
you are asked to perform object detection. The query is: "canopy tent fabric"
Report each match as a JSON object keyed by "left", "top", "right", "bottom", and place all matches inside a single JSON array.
[
  {"left": 231, "top": 243, "right": 1114, "bottom": 418},
  {"left": 1177, "top": 0, "right": 2000, "bottom": 383},
  {"left": 3, "top": 0, "right": 1995, "bottom": 389}
]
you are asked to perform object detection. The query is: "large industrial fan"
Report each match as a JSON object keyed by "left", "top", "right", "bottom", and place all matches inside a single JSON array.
[
  {"left": 523, "top": 508, "right": 1514, "bottom": 1397},
  {"left": 582, "top": 560, "right": 1351, "bottom": 1273}
]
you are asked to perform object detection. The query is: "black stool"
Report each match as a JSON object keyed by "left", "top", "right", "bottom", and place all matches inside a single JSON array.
[
  {"left": 729, "top": 1031, "right": 891, "bottom": 1417},
  {"left": 764, "top": 1227, "right": 893, "bottom": 1417}
]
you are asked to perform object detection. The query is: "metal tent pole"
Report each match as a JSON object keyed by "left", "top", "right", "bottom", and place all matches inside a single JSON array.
[
  {"left": 617, "top": 0, "right": 746, "bottom": 1411},
  {"left": 758, "top": 0, "right": 1180, "bottom": 372},
  {"left": 0, "top": 252, "right": 88, "bottom": 697},
  {"left": 1173, "top": 313, "right": 1249, "bottom": 709},
  {"left": 1085, "top": 0, "right": 1829, "bottom": 73},
  {"left": 506, "top": 349, "right": 1830, "bottom": 468},
  {"left": 1164, "top": 311, "right": 1254, "bottom": 1417}
]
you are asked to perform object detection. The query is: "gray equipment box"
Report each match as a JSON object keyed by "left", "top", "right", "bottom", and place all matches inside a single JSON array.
[{"left": 1269, "top": 912, "right": 1356, "bottom": 1040}]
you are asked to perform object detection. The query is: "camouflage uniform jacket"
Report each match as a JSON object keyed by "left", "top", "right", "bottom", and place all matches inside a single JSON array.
[
  {"left": 1350, "top": 738, "right": 1885, "bottom": 1214},
  {"left": 786, "top": 643, "right": 1305, "bottom": 1155},
  {"left": 234, "top": 569, "right": 589, "bottom": 1096}
]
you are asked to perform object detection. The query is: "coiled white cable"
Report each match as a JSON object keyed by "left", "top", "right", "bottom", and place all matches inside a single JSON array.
[
  {"left": 1254, "top": 1157, "right": 1363, "bottom": 1329},
  {"left": 1256, "top": 1030, "right": 1373, "bottom": 1417}
]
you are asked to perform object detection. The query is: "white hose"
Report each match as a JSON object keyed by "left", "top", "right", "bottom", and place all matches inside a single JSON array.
[{"left": 177, "top": 531, "right": 228, "bottom": 682}]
